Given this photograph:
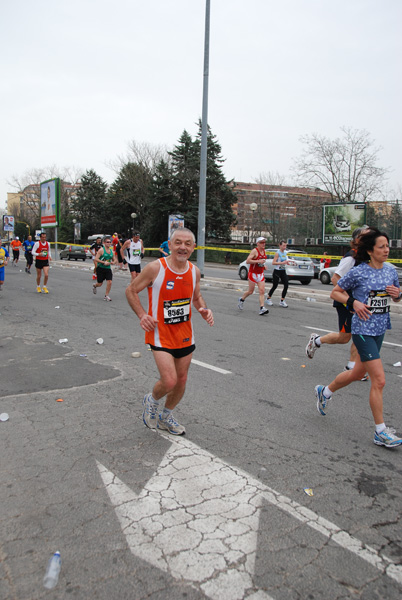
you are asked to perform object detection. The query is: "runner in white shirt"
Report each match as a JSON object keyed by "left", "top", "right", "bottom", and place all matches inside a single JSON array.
[
  {"left": 305, "top": 226, "right": 371, "bottom": 379},
  {"left": 121, "top": 232, "right": 144, "bottom": 281}
]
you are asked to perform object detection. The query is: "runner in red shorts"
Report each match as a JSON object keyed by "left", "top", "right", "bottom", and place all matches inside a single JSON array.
[{"left": 237, "top": 237, "right": 269, "bottom": 315}]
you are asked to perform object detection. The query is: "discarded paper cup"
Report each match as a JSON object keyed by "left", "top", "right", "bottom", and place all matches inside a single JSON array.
[
  {"left": 0, "top": 413, "right": 9, "bottom": 422},
  {"left": 393, "top": 361, "right": 401, "bottom": 367},
  {"left": 58, "top": 339, "right": 68, "bottom": 344},
  {"left": 96, "top": 338, "right": 104, "bottom": 345},
  {"left": 131, "top": 352, "right": 141, "bottom": 358}
]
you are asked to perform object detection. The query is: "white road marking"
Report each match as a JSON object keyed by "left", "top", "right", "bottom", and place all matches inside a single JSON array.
[
  {"left": 191, "top": 359, "right": 232, "bottom": 374},
  {"left": 98, "top": 435, "right": 402, "bottom": 599},
  {"left": 303, "top": 326, "right": 402, "bottom": 348}
]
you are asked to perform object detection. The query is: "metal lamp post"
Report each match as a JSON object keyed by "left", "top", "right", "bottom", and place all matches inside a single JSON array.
[
  {"left": 131, "top": 212, "right": 137, "bottom": 233},
  {"left": 249, "top": 203, "right": 257, "bottom": 244},
  {"left": 72, "top": 219, "right": 76, "bottom": 243}
]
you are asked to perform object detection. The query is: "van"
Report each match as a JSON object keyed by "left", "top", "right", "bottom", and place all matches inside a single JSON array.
[{"left": 87, "top": 234, "right": 111, "bottom": 242}]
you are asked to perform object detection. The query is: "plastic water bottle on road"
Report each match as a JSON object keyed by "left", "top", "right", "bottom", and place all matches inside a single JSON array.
[{"left": 43, "top": 551, "right": 61, "bottom": 589}]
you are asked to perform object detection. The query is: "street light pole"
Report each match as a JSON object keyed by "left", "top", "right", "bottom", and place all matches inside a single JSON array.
[
  {"left": 72, "top": 219, "right": 76, "bottom": 244},
  {"left": 249, "top": 203, "right": 257, "bottom": 245},
  {"left": 131, "top": 212, "right": 137, "bottom": 233},
  {"left": 197, "top": 0, "right": 211, "bottom": 278}
]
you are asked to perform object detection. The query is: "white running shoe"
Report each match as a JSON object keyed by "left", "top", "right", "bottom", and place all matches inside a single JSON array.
[
  {"left": 265, "top": 298, "right": 273, "bottom": 306},
  {"left": 306, "top": 333, "right": 320, "bottom": 359},
  {"left": 343, "top": 366, "right": 369, "bottom": 381},
  {"left": 374, "top": 427, "right": 402, "bottom": 447},
  {"left": 259, "top": 307, "right": 269, "bottom": 315},
  {"left": 280, "top": 300, "right": 288, "bottom": 308},
  {"left": 237, "top": 298, "right": 244, "bottom": 310}
]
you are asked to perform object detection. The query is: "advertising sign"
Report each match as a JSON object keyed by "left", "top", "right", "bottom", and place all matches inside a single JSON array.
[
  {"left": 2, "top": 215, "right": 14, "bottom": 232},
  {"left": 168, "top": 214, "right": 184, "bottom": 239},
  {"left": 322, "top": 203, "right": 366, "bottom": 244},
  {"left": 40, "top": 178, "right": 60, "bottom": 228},
  {"left": 74, "top": 222, "right": 81, "bottom": 241}
]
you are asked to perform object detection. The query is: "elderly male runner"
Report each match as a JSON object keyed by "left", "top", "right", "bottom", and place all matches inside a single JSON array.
[
  {"left": 126, "top": 227, "right": 214, "bottom": 435},
  {"left": 238, "top": 236, "right": 269, "bottom": 315}
]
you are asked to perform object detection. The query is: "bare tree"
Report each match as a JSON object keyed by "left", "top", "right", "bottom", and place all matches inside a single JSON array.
[
  {"left": 292, "top": 127, "right": 388, "bottom": 203},
  {"left": 107, "top": 140, "right": 170, "bottom": 174},
  {"left": 255, "top": 171, "right": 289, "bottom": 187},
  {"left": 7, "top": 165, "right": 83, "bottom": 221},
  {"left": 254, "top": 173, "right": 292, "bottom": 243}
]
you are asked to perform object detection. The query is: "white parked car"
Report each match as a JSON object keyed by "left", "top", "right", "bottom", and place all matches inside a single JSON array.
[
  {"left": 238, "top": 249, "right": 314, "bottom": 285},
  {"left": 319, "top": 266, "right": 337, "bottom": 285},
  {"left": 320, "top": 264, "right": 402, "bottom": 285}
]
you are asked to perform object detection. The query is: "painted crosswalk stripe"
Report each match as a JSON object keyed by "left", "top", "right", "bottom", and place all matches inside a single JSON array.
[{"left": 191, "top": 359, "right": 231, "bottom": 374}]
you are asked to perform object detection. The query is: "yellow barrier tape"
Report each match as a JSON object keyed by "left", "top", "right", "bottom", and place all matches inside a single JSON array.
[{"left": 48, "top": 242, "right": 402, "bottom": 264}]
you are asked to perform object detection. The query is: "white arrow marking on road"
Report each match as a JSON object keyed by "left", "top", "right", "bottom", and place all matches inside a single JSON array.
[{"left": 97, "top": 436, "right": 402, "bottom": 600}]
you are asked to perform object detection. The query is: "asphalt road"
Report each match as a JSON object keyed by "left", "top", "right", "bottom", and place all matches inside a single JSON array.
[{"left": 1, "top": 261, "right": 401, "bottom": 599}]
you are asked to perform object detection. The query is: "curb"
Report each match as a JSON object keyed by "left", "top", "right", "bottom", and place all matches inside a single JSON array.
[{"left": 52, "top": 260, "right": 402, "bottom": 315}]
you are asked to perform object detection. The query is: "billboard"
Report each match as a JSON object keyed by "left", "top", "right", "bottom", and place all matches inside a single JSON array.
[
  {"left": 168, "top": 214, "right": 184, "bottom": 239},
  {"left": 2, "top": 215, "right": 14, "bottom": 232},
  {"left": 322, "top": 203, "right": 366, "bottom": 244},
  {"left": 40, "top": 178, "right": 60, "bottom": 227}
]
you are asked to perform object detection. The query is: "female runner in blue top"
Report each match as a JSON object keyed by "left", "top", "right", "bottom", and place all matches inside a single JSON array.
[{"left": 315, "top": 228, "right": 402, "bottom": 448}]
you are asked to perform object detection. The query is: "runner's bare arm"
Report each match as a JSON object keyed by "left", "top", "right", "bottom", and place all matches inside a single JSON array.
[
  {"left": 246, "top": 249, "right": 259, "bottom": 265},
  {"left": 386, "top": 284, "right": 402, "bottom": 301},
  {"left": 193, "top": 267, "right": 214, "bottom": 326},
  {"left": 125, "top": 261, "right": 160, "bottom": 331},
  {"left": 330, "top": 284, "right": 372, "bottom": 321},
  {"left": 94, "top": 248, "right": 103, "bottom": 268}
]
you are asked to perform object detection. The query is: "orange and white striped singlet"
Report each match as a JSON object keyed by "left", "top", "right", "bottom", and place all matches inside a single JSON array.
[{"left": 145, "top": 258, "right": 196, "bottom": 350}]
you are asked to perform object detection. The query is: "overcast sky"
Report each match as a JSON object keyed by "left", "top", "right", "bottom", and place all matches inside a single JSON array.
[{"left": 1, "top": 0, "right": 401, "bottom": 210}]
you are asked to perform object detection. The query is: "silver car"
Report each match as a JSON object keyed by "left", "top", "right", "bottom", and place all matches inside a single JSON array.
[{"left": 238, "top": 249, "right": 314, "bottom": 285}]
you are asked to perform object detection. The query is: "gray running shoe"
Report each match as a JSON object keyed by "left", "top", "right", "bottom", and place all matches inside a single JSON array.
[
  {"left": 259, "top": 307, "right": 269, "bottom": 315},
  {"left": 306, "top": 333, "right": 319, "bottom": 359},
  {"left": 142, "top": 393, "right": 158, "bottom": 429},
  {"left": 92, "top": 284, "right": 97, "bottom": 294},
  {"left": 265, "top": 298, "right": 273, "bottom": 306},
  {"left": 158, "top": 413, "right": 186, "bottom": 435},
  {"left": 280, "top": 300, "right": 288, "bottom": 308},
  {"left": 374, "top": 427, "right": 402, "bottom": 447},
  {"left": 238, "top": 297, "right": 244, "bottom": 310}
]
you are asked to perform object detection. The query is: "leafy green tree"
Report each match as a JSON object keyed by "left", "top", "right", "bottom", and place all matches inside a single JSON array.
[
  {"left": 106, "top": 162, "right": 152, "bottom": 237},
  {"left": 142, "top": 158, "right": 178, "bottom": 245},
  {"left": 70, "top": 170, "right": 108, "bottom": 239}
]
